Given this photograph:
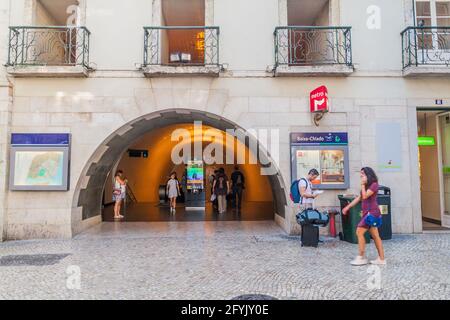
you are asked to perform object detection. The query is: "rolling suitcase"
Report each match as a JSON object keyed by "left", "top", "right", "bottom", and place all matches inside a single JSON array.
[{"left": 301, "top": 224, "right": 319, "bottom": 247}]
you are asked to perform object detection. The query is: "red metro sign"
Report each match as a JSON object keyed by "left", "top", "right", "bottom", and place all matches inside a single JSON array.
[{"left": 310, "top": 85, "right": 329, "bottom": 113}]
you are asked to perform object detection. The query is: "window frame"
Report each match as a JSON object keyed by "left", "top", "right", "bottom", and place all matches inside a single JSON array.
[{"left": 414, "top": 0, "right": 450, "bottom": 26}]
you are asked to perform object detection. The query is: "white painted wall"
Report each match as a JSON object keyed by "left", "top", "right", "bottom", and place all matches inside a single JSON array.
[
  {"left": 214, "top": 0, "right": 278, "bottom": 71},
  {"left": 2, "top": 0, "right": 450, "bottom": 239},
  {"left": 340, "top": 0, "right": 406, "bottom": 72},
  {"left": 85, "top": 0, "right": 152, "bottom": 69}
]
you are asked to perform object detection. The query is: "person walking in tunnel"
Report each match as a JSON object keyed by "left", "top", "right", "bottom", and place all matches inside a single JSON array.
[
  {"left": 231, "top": 166, "right": 245, "bottom": 212},
  {"left": 167, "top": 172, "right": 181, "bottom": 214},
  {"left": 213, "top": 168, "right": 230, "bottom": 214},
  {"left": 112, "top": 170, "right": 127, "bottom": 220},
  {"left": 342, "top": 167, "right": 386, "bottom": 266},
  {"left": 211, "top": 169, "right": 220, "bottom": 210}
]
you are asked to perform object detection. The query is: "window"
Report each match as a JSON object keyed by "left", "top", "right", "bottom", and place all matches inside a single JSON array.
[
  {"left": 416, "top": 0, "right": 450, "bottom": 26},
  {"left": 415, "top": 0, "right": 450, "bottom": 50}
]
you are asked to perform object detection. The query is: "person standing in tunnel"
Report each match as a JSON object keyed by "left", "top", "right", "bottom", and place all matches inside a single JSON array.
[
  {"left": 112, "top": 170, "right": 127, "bottom": 220},
  {"left": 231, "top": 166, "right": 245, "bottom": 212},
  {"left": 213, "top": 168, "right": 230, "bottom": 214},
  {"left": 167, "top": 172, "right": 181, "bottom": 214}
]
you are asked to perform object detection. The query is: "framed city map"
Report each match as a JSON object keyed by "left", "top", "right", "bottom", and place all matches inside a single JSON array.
[{"left": 10, "top": 134, "right": 70, "bottom": 191}]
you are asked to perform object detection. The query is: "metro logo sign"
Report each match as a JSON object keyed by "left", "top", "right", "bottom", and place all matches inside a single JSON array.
[{"left": 310, "top": 85, "right": 329, "bottom": 113}]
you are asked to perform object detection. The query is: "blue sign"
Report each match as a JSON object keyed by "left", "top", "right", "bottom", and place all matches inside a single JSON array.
[
  {"left": 11, "top": 134, "right": 70, "bottom": 146},
  {"left": 291, "top": 132, "right": 348, "bottom": 145}
]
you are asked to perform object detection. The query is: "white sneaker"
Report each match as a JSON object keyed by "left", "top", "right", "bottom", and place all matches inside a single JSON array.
[
  {"left": 350, "top": 256, "right": 369, "bottom": 266},
  {"left": 370, "top": 257, "right": 386, "bottom": 265}
]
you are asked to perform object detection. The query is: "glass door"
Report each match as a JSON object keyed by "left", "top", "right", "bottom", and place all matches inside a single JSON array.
[{"left": 436, "top": 112, "right": 450, "bottom": 227}]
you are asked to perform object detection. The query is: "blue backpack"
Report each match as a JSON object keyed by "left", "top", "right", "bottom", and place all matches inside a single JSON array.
[{"left": 290, "top": 178, "right": 307, "bottom": 204}]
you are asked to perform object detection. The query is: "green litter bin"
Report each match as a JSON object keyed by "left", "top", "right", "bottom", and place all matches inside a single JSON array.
[{"left": 338, "top": 195, "right": 370, "bottom": 244}]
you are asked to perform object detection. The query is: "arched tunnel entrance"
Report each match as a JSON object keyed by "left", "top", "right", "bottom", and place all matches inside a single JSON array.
[{"left": 73, "top": 109, "right": 287, "bottom": 226}]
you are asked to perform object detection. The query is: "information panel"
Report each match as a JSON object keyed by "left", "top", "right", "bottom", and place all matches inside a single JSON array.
[
  {"left": 10, "top": 134, "right": 70, "bottom": 191},
  {"left": 291, "top": 132, "right": 349, "bottom": 190},
  {"left": 186, "top": 160, "right": 204, "bottom": 191}
]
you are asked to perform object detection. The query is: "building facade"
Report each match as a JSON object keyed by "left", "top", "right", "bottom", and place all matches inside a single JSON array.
[{"left": 1, "top": 0, "right": 450, "bottom": 240}]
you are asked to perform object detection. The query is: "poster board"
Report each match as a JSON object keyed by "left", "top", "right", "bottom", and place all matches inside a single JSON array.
[
  {"left": 186, "top": 160, "right": 204, "bottom": 190},
  {"left": 290, "top": 132, "right": 349, "bottom": 189},
  {"left": 376, "top": 123, "right": 402, "bottom": 172},
  {"left": 9, "top": 134, "right": 70, "bottom": 191}
]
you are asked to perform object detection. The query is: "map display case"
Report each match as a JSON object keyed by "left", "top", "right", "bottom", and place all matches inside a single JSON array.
[
  {"left": 9, "top": 134, "right": 71, "bottom": 191},
  {"left": 290, "top": 132, "right": 350, "bottom": 190}
]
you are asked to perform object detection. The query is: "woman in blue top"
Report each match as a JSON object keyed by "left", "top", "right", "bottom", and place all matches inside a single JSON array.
[{"left": 342, "top": 167, "right": 386, "bottom": 266}]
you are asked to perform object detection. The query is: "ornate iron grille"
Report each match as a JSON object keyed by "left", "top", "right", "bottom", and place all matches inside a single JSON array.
[
  {"left": 274, "top": 26, "right": 352, "bottom": 67},
  {"left": 402, "top": 26, "right": 450, "bottom": 68},
  {"left": 144, "top": 26, "right": 219, "bottom": 66},
  {"left": 7, "top": 26, "right": 90, "bottom": 67}
]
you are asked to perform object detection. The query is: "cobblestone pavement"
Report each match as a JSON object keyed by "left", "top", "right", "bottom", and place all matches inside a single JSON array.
[{"left": 0, "top": 221, "right": 449, "bottom": 300}]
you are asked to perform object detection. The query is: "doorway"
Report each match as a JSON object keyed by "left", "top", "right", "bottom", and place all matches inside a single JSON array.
[
  {"left": 100, "top": 123, "right": 275, "bottom": 222},
  {"left": 417, "top": 109, "right": 450, "bottom": 230}
]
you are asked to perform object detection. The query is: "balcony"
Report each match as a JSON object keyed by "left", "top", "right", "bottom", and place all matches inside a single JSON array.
[
  {"left": 142, "top": 26, "right": 220, "bottom": 77},
  {"left": 401, "top": 27, "right": 450, "bottom": 77},
  {"left": 274, "top": 26, "right": 354, "bottom": 76},
  {"left": 6, "top": 26, "right": 91, "bottom": 78}
]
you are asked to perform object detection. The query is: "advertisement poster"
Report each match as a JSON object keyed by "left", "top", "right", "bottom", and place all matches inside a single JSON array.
[
  {"left": 187, "top": 160, "right": 204, "bottom": 190},
  {"left": 14, "top": 151, "right": 65, "bottom": 186},
  {"left": 296, "top": 150, "right": 320, "bottom": 184},
  {"left": 291, "top": 133, "right": 349, "bottom": 189},
  {"left": 376, "top": 123, "right": 402, "bottom": 172},
  {"left": 320, "top": 150, "right": 345, "bottom": 184},
  {"left": 295, "top": 149, "right": 345, "bottom": 185}
]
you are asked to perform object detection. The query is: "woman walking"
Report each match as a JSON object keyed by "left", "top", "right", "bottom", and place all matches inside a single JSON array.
[
  {"left": 112, "top": 170, "right": 127, "bottom": 220},
  {"left": 167, "top": 172, "right": 180, "bottom": 214},
  {"left": 213, "top": 168, "right": 230, "bottom": 214},
  {"left": 342, "top": 167, "right": 386, "bottom": 266}
]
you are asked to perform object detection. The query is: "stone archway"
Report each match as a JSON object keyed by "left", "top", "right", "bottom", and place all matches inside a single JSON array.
[{"left": 71, "top": 109, "right": 288, "bottom": 234}]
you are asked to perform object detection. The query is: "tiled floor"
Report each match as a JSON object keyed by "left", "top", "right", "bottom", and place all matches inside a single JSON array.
[
  {"left": 102, "top": 201, "right": 275, "bottom": 222},
  {"left": 0, "top": 221, "right": 449, "bottom": 300}
]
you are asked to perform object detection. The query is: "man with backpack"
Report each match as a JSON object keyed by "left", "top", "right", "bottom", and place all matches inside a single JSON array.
[
  {"left": 290, "top": 168, "right": 321, "bottom": 208},
  {"left": 230, "top": 166, "right": 245, "bottom": 212}
]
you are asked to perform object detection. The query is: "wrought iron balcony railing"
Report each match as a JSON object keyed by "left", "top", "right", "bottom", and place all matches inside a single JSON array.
[
  {"left": 6, "top": 26, "right": 90, "bottom": 68},
  {"left": 143, "top": 26, "right": 219, "bottom": 66},
  {"left": 274, "top": 26, "right": 352, "bottom": 67},
  {"left": 401, "top": 26, "right": 450, "bottom": 69}
]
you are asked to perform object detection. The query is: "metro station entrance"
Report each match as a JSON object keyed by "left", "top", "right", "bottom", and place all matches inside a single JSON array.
[{"left": 97, "top": 121, "right": 279, "bottom": 222}]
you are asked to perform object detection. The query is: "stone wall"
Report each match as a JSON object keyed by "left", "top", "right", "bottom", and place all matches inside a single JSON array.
[{"left": 5, "top": 74, "right": 450, "bottom": 239}]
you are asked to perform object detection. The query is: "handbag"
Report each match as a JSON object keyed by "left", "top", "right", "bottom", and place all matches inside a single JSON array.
[
  {"left": 113, "top": 188, "right": 121, "bottom": 196},
  {"left": 296, "top": 209, "right": 329, "bottom": 227},
  {"left": 364, "top": 213, "right": 382, "bottom": 227},
  {"left": 210, "top": 194, "right": 216, "bottom": 201}
]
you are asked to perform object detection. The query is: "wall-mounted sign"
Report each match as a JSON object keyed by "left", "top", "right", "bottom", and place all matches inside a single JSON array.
[
  {"left": 376, "top": 123, "right": 402, "bottom": 172},
  {"left": 418, "top": 136, "right": 436, "bottom": 146},
  {"left": 291, "top": 132, "right": 348, "bottom": 145},
  {"left": 310, "top": 85, "right": 329, "bottom": 113},
  {"left": 9, "top": 134, "right": 70, "bottom": 191},
  {"left": 128, "top": 149, "right": 149, "bottom": 158},
  {"left": 290, "top": 132, "right": 349, "bottom": 190}
]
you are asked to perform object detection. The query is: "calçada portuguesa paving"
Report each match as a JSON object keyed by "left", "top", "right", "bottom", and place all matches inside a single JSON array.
[{"left": 0, "top": 221, "right": 449, "bottom": 300}]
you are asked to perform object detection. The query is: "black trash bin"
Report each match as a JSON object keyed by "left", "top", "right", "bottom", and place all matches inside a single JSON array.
[{"left": 377, "top": 186, "right": 392, "bottom": 240}]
